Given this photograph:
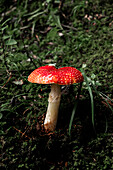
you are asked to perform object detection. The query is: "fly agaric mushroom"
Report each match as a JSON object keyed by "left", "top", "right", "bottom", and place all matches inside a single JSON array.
[{"left": 28, "top": 65, "right": 83, "bottom": 132}]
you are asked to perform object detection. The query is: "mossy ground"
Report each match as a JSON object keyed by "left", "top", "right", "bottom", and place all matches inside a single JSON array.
[{"left": 0, "top": 0, "right": 113, "bottom": 169}]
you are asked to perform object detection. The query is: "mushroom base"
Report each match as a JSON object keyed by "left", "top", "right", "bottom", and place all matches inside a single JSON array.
[{"left": 44, "top": 84, "right": 61, "bottom": 132}]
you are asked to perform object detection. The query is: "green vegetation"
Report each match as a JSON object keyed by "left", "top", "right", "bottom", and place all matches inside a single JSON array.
[{"left": 0, "top": 0, "right": 113, "bottom": 169}]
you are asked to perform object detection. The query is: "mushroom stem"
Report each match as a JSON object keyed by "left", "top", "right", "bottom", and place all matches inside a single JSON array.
[{"left": 44, "top": 84, "right": 61, "bottom": 131}]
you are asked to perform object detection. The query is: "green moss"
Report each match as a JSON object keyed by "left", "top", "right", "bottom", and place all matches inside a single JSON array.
[{"left": 0, "top": 0, "right": 113, "bottom": 169}]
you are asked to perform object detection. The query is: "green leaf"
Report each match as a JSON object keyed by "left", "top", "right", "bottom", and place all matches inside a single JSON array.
[
  {"left": 5, "top": 39, "right": 17, "bottom": 45},
  {"left": 0, "top": 113, "right": 3, "bottom": 119},
  {"left": 52, "top": 14, "right": 63, "bottom": 30},
  {"left": 46, "top": 0, "right": 52, "bottom": 2},
  {"left": 91, "top": 73, "right": 96, "bottom": 79},
  {"left": 47, "top": 27, "right": 58, "bottom": 40},
  {"left": 1, "top": 25, "right": 8, "bottom": 31},
  {"left": 3, "top": 35, "right": 11, "bottom": 40}
]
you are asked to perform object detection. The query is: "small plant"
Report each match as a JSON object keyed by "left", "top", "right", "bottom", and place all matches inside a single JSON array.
[{"left": 69, "top": 67, "right": 113, "bottom": 135}]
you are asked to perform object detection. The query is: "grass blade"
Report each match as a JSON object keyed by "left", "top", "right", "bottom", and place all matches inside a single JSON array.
[
  {"left": 100, "top": 93, "right": 113, "bottom": 113},
  {"left": 91, "top": 82, "right": 113, "bottom": 113},
  {"left": 28, "top": 10, "right": 46, "bottom": 21},
  {"left": 99, "top": 92, "right": 113, "bottom": 103},
  {"left": 1, "top": 18, "right": 11, "bottom": 26},
  {"left": 81, "top": 68, "right": 95, "bottom": 128},
  {"left": 68, "top": 82, "right": 82, "bottom": 136},
  {"left": 104, "top": 114, "right": 108, "bottom": 133},
  {"left": 24, "top": 8, "right": 40, "bottom": 16},
  {"left": 69, "top": 100, "right": 78, "bottom": 136}
]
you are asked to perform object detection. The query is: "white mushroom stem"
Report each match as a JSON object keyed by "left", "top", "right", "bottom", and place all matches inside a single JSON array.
[{"left": 44, "top": 84, "right": 61, "bottom": 131}]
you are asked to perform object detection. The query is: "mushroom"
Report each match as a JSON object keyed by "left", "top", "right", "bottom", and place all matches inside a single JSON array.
[{"left": 28, "top": 65, "right": 83, "bottom": 132}]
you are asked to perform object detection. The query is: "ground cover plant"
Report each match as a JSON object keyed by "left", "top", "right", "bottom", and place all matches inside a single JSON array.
[{"left": 0, "top": 0, "right": 113, "bottom": 169}]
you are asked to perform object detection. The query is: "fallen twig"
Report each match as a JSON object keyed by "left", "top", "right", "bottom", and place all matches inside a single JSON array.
[{"left": 13, "top": 126, "right": 31, "bottom": 140}]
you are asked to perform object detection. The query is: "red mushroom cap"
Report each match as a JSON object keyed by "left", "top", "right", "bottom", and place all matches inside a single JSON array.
[{"left": 28, "top": 65, "right": 84, "bottom": 85}]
